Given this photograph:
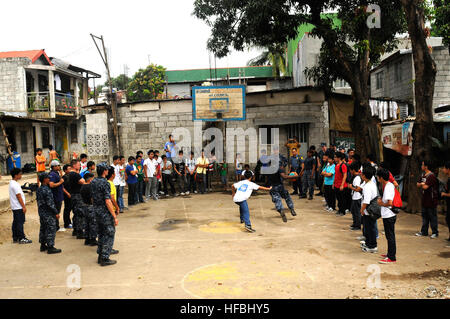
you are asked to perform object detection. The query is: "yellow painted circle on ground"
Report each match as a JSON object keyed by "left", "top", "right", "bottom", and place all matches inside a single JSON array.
[
  {"left": 183, "top": 262, "right": 311, "bottom": 298},
  {"left": 198, "top": 221, "right": 243, "bottom": 234}
]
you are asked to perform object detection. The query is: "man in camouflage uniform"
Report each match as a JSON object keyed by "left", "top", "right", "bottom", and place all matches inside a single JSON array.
[
  {"left": 91, "top": 163, "right": 119, "bottom": 266},
  {"left": 37, "top": 173, "right": 62, "bottom": 254},
  {"left": 80, "top": 172, "right": 98, "bottom": 246},
  {"left": 68, "top": 159, "right": 86, "bottom": 239},
  {"left": 267, "top": 153, "right": 298, "bottom": 223}
]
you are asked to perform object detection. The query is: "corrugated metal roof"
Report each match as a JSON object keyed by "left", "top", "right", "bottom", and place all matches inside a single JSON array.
[
  {"left": 166, "top": 66, "right": 274, "bottom": 83},
  {"left": 0, "top": 49, "right": 53, "bottom": 65}
]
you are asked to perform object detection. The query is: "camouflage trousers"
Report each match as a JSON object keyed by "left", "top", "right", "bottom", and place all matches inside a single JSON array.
[
  {"left": 39, "top": 212, "right": 57, "bottom": 247},
  {"left": 270, "top": 184, "right": 294, "bottom": 211},
  {"left": 72, "top": 194, "right": 86, "bottom": 236},
  {"left": 95, "top": 208, "right": 115, "bottom": 259},
  {"left": 84, "top": 205, "right": 98, "bottom": 240}
]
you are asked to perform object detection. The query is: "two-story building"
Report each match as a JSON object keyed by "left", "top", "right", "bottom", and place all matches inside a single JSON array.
[{"left": 0, "top": 49, "right": 100, "bottom": 172}]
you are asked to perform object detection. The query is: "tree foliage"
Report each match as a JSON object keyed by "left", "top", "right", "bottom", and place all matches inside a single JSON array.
[
  {"left": 247, "top": 45, "right": 287, "bottom": 77},
  {"left": 106, "top": 74, "right": 131, "bottom": 91},
  {"left": 126, "top": 64, "right": 166, "bottom": 102},
  {"left": 432, "top": 0, "right": 450, "bottom": 50}
]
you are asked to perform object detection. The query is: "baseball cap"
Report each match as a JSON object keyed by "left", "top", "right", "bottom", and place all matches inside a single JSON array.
[{"left": 50, "top": 160, "right": 61, "bottom": 167}]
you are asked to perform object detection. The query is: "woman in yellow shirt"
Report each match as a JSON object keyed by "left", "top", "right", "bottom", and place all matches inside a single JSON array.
[{"left": 107, "top": 166, "right": 120, "bottom": 216}]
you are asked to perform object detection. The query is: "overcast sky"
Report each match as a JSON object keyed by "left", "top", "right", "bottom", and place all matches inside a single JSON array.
[{"left": 0, "top": 0, "right": 262, "bottom": 83}]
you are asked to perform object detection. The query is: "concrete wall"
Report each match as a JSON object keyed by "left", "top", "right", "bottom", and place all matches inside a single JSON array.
[
  {"left": 88, "top": 88, "right": 329, "bottom": 169},
  {"left": 370, "top": 53, "right": 414, "bottom": 104},
  {"left": 0, "top": 121, "right": 34, "bottom": 174},
  {"left": 432, "top": 47, "right": 450, "bottom": 110},
  {"left": 0, "top": 58, "right": 29, "bottom": 113}
]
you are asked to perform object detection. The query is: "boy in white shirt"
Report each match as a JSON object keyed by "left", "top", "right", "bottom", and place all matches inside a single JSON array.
[
  {"left": 360, "top": 165, "right": 379, "bottom": 253},
  {"left": 348, "top": 162, "right": 363, "bottom": 231},
  {"left": 377, "top": 168, "right": 397, "bottom": 264},
  {"left": 232, "top": 170, "right": 272, "bottom": 233},
  {"left": 9, "top": 168, "right": 32, "bottom": 244}
]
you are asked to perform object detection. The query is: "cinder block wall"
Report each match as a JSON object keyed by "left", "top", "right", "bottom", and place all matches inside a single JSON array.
[{"left": 0, "top": 58, "right": 29, "bottom": 113}]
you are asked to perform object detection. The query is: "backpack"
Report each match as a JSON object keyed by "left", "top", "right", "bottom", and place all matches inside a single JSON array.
[
  {"left": 21, "top": 182, "right": 39, "bottom": 194},
  {"left": 392, "top": 188, "right": 403, "bottom": 214},
  {"left": 339, "top": 162, "right": 352, "bottom": 184}
]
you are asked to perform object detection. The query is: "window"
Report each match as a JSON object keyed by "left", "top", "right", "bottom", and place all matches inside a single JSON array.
[
  {"left": 376, "top": 72, "right": 383, "bottom": 89},
  {"left": 287, "top": 123, "right": 309, "bottom": 143},
  {"left": 394, "top": 61, "right": 402, "bottom": 82},
  {"left": 70, "top": 124, "right": 78, "bottom": 144},
  {"left": 20, "top": 131, "right": 28, "bottom": 153},
  {"left": 41, "top": 127, "right": 50, "bottom": 148},
  {"left": 259, "top": 126, "right": 275, "bottom": 145}
]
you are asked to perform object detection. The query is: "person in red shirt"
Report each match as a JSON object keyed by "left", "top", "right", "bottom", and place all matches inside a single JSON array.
[
  {"left": 416, "top": 160, "right": 439, "bottom": 238},
  {"left": 334, "top": 152, "right": 350, "bottom": 216}
]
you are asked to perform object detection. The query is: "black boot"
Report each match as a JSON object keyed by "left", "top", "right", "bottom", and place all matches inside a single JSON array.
[
  {"left": 72, "top": 230, "right": 77, "bottom": 237},
  {"left": 100, "top": 258, "right": 117, "bottom": 266},
  {"left": 110, "top": 249, "right": 119, "bottom": 255},
  {"left": 84, "top": 239, "right": 90, "bottom": 246},
  {"left": 290, "top": 209, "right": 297, "bottom": 216},
  {"left": 89, "top": 239, "right": 98, "bottom": 246},
  {"left": 278, "top": 210, "right": 287, "bottom": 223},
  {"left": 47, "top": 247, "right": 62, "bottom": 254},
  {"left": 40, "top": 244, "right": 47, "bottom": 252},
  {"left": 97, "top": 255, "right": 101, "bottom": 264}
]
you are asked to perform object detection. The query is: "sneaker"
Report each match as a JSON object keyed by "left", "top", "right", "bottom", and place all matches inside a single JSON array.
[
  {"left": 194, "top": 191, "right": 198, "bottom": 194},
  {"left": 47, "top": 247, "right": 62, "bottom": 254},
  {"left": 67, "top": 224, "right": 73, "bottom": 229},
  {"left": 357, "top": 236, "right": 366, "bottom": 241},
  {"left": 57, "top": 228, "right": 66, "bottom": 232},
  {"left": 380, "top": 254, "right": 388, "bottom": 258},
  {"left": 185, "top": 191, "right": 190, "bottom": 195},
  {"left": 345, "top": 209, "right": 350, "bottom": 214},
  {"left": 360, "top": 241, "right": 366, "bottom": 247},
  {"left": 324, "top": 206, "right": 330, "bottom": 211},
  {"left": 430, "top": 234, "right": 438, "bottom": 239},
  {"left": 19, "top": 238, "right": 32, "bottom": 244},
  {"left": 180, "top": 192, "right": 185, "bottom": 196},
  {"left": 327, "top": 207, "right": 335, "bottom": 212},
  {"left": 245, "top": 225, "right": 256, "bottom": 233},
  {"left": 336, "top": 212, "right": 345, "bottom": 217},
  {"left": 415, "top": 232, "right": 426, "bottom": 237},
  {"left": 379, "top": 257, "right": 396, "bottom": 264},
  {"left": 278, "top": 210, "right": 287, "bottom": 223},
  {"left": 362, "top": 246, "right": 378, "bottom": 253}
]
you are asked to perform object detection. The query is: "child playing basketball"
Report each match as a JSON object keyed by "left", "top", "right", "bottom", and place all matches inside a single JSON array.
[{"left": 232, "top": 170, "right": 272, "bottom": 233}]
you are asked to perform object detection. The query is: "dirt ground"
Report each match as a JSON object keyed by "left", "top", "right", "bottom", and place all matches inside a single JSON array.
[{"left": 0, "top": 188, "right": 448, "bottom": 299}]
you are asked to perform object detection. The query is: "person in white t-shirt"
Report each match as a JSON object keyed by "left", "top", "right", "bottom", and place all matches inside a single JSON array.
[
  {"left": 360, "top": 165, "right": 379, "bottom": 253},
  {"left": 143, "top": 150, "right": 158, "bottom": 200},
  {"left": 231, "top": 170, "right": 272, "bottom": 233},
  {"left": 376, "top": 168, "right": 397, "bottom": 264},
  {"left": 348, "top": 162, "right": 363, "bottom": 231},
  {"left": 9, "top": 168, "right": 32, "bottom": 244}
]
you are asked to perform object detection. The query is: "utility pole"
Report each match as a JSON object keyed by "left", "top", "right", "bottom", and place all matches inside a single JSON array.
[{"left": 90, "top": 34, "right": 121, "bottom": 156}]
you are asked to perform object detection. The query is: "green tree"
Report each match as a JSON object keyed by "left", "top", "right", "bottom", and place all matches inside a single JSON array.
[
  {"left": 247, "top": 45, "right": 287, "bottom": 78},
  {"left": 106, "top": 74, "right": 131, "bottom": 91},
  {"left": 194, "top": 0, "right": 406, "bottom": 161},
  {"left": 126, "top": 64, "right": 166, "bottom": 102},
  {"left": 432, "top": 0, "right": 450, "bottom": 52}
]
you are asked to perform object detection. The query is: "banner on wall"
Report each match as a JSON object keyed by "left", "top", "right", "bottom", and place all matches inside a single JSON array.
[{"left": 382, "top": 122, "right": 413, "bottom": 156}]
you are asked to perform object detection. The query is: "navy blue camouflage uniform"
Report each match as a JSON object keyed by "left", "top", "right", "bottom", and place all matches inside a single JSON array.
[
  {"left": 69, "top": 172, "right": 86, "bottom": 237},
  {"left": 80, "top": 184, "right": 97, "bottom": 241},
  {"left": 37, "top": 185, "right": 59, "bottom": 247},
  {"left": 91, "top": 177, "right": 115, "bottom": 260},
  {"left": 269, "top": 167, "right": 294, "bottom": 211}
]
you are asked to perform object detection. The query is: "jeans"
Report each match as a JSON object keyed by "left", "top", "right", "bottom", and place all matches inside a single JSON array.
[
  {"left": 383, "top": 216, "right": 397, "bottom": 261},
  {"left": 127, "top": 182, "right": 137, "bottom": 206},
  {"left": 235, "top": 201, "right": 251, "bottom": 227},
  {"left": 177, "top": 174, "right": 187, "bottom": 193},
  {"left": 197, "top": 173, "right": 206, "bottom": 194},
  {"left": 188, "top": 173, "right": 197, "bottom": 193},
  {"left": 12, "top": 209, "right": 26, "bottom": 240},
  {"left": 421, "top": 207, "right": 438, "bottom": 235},
  {"left": 55, "top": 200, "right": 62, "bottom": 229},
  {"left": 135, "top": 179, "right": 145, "bottom": 203},
  {"left": 63, "top": 196, "right": 72, "bottom": 228},
  {"left": 115, "top": 185, "right": 125, "bottom": 210},
  {"left": 302, "top": 170, "right": 315, "bottom": 198},
  {"left": 145, "top": 177, "right": 158, "bottom": 199},
  {"left": 362, "top": 215, "right": 377, "bottom": 249},
  {"left": 351, "top": 199, "right": 362, "bottom": 228},
  {"left": 324, "top": 185, "right": 335, "bottom": 210},
  {"left": 162, "top": 173, "right": 176, "bottom": 195}
]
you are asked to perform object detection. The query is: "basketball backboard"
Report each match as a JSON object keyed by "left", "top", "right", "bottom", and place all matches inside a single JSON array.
[{"left": 192, "top": 85, "right": 246, "bottom": 121}]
